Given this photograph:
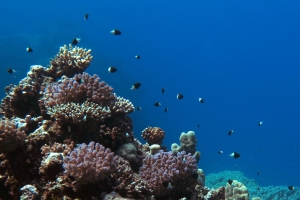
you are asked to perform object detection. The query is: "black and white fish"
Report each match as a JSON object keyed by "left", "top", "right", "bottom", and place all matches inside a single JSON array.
[
  {"left": 108, "top": 66, "right": 117, "bottom": 73},
  {"left": 26, "top": 47, "right": 33, "bottom": 52},
  {"left": 71, "top": 38, "right": 80, "bottom": 45},
  {"left": 111, "top": 29, "right": 121, "bottom": 35},
  {"left": 131, "top": 83, "right": 141, "bottom": 90},
  {"left": 229, "top": 152, "right": 240, "bottom": 159},
  {"left": 177, "top": 93, "right": 184, "bottom": 100},
  {"left": 84, "top": 14, "right": 89, "bottom": 20}
]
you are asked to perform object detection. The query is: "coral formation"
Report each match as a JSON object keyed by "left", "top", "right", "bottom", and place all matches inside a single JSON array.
[
  {"left": 141, "top": 126, "right": 165, "bottom": 145},
  {"left": 0, "top": 118, "right": 27, "bottom": 152},
  {"left": 48, "top": 44, "right": 93, "bottom": 78},
  {"left": 63, "top": 142, "right": 116, "bottom": 184},
  {"left": 171, "top": 131, "right": 201, "bottom": 162},
  {"left": 225, "top": 180, "right": 249, "bottom": 200},
  {"left": 139, "top": 150, "right": 198, "bottom": 197}
]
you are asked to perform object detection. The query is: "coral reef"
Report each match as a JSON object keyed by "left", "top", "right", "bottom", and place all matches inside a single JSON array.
[{"left": 0, "top": 44, "right": 275, "bottom": 199}]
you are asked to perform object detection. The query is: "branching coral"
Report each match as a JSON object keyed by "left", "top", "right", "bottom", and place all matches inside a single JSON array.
[
  {"left": 47, "top": 44, "right": 93, "bottom": 78},
  {"left": 63, "top": 142, "right": 117, "bottom": 184},
  {"left": 43, "top": 72, "right": 116, "bottom": 108},
  {"left": 139, "top": 150, "right": 198, "bottom": 196},
  {"left": 141, "top": 126, "right": 165, "bottom": 145}
]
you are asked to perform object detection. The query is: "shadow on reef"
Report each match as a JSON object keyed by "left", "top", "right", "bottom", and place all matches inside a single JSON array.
[{"left": 0, "top": 44, "right": 252, "bottom": 200}]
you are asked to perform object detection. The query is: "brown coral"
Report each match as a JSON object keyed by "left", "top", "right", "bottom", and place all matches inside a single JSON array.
[
  {"left": 141, "top": 126, "right": 165, "bottom": 145},
  {"left": 47, "top": 44, "right": 93, "bottom": 78},
  {"left": 46, "top": 101, "right": 112, "bottom": 124},
  {"left": 0, "top": 118, "right": 27, "bottom": 153}
]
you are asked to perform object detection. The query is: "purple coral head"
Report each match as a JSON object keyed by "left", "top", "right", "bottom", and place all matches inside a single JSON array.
[
  {"left": 139, "top": 150, "right": 197, "bottom": 192},
  {"left": 63, "top": 141, "right": 116, "bottom": 184}
]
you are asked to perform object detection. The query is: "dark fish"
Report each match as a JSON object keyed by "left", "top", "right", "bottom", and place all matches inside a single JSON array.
[
  {"left": 135, "top": 55, "right": 141, "bottom": 59},
  {"left": 26, "top": 47, "right": 33, "bottom": 52},
  {"left": 197, "top": 124, "right": 200, "bottom": 128},
  {"left": 177, "top": 93, "right": 184, "bottom": 100},
  {"left": 162, "top": 181, "right": 169, "bottom": 188},
  {"left": 71, "top": 38, "right": 80, "bottom": 45},
  {"left": 258, "top": 121, "right": 263, "bottom": 126},
  {"left": 84, "top": 14, "right": 89, "bottom": 20},
  {"left": 191, "top": 173, "right": 198, "bottom": 180},
  {"left": 218, "top": 151, "right": 223, "bottom": 154},
  {"left": 164, "top": 107, "right": 168, "bottom": 112},
  {"left": 199, "top": 98, "right": 204, "bottom": 103},
  {"left": 131, "top": 83, "right": 141, "bottom": 90},
  {"left": 7, "top": 68, "right": 16, "bottom": 74},
  {"left": 154, "top": 102, "right": 161, "bottom": 107},
  {"left": 228, "top": 180, "right": 233, "bottom": 185},
  {"left": 111, "top": 29, "right": 121, "bottom": 35},
  {"left": 229, "top": 152, "right": 240, "bottom": 159},
  {"left": 257, "top": 187, "right": 260, "bottom": 190},
  {"left": 162, "top": 88, "right": 165, "bottom": 94},
  {"left": 108, "top": 66, "right": 117, "bottom": 73},
  {"left": 137, "top": 107, "right": 142, "bottom": 110},
  {"left": 288, "top": 186, "right": 294, "bottom": 191},
  {"left": 257, "top": 171, "right": 260, "bottom": 175},
  {"left": 228, "top": 130, "right": 234, "bottom": 136}
]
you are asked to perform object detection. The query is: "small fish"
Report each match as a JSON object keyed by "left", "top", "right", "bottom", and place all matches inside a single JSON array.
[
  {"left": 135, "top": 55, "right": 141, "bottom": 59},
  {"left": 191, "top": 173, "right": 198, "bottom": 180},
  {"left": 84, "top": 14, "right": 89, "bottom": 20},
  {"left": 26, "top": 47, "right": 33, "bottom": 52},
  {"left": 288, "top": 186, "right": 294, "bottom": 191},
  {"left": 71, "top": 38, "right": 80, "bottom": 45},
  {"left": 258, "top": 121, "right": 263, "bottom": 126},
  {"left": 7, "top": 68, "right": 16, "bottom": 74},
  {"left": 131, "top": 83, "right": 141, "bottom": 90},
  {"left": 108, "top": 66, "right": 117, "bottom": 73},
  {"left": 197, "top": 124, "right": 200, "bottom": 128},
  {"left": 111, "top": 29, "right": 121, "bottom": 35},
  {"left": 137, "top": 107, "right": 142, "bottom": 110},
  {"left": 229, "top": 152, "right": 240, "bottom": 159},
  {"left": 162, "top": 88, "right": 165, "bottom": 94},
  {"left": 199, "top": 98, "right": 204, "bottom": 103},
  {"left": 154, "top": 102, "right": 161, "bottom": 107},
  {"left": 177, "top": 93, "right": 184, "bottom": 100},
  {"left": 228, "top": 180, "right": 233, "bottom": 185},
  {"left": 218, "top": 150, "right": 223, "bottom": 154},
  {"left": 257, "top": 187, "right": 260, "bottom": 190},
  {"left": 228, "top": 130, "right": 234, "bottom": 136},
  {"left": 164, "top": 107, "right": 168, "bottom": 112},
  {"left": 125, "top": 133, "right": 129, "bottom": 137}
]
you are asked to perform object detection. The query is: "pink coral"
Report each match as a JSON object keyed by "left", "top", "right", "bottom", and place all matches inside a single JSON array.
[
  {"left": 63, "top": 142, "right": 117, "bottom": 184},
  {"left": 139, "top": 150, "right": 197, "bottom": 195},
  {"left": 43, "top": 72, "right": 116, "bottom": 108}
]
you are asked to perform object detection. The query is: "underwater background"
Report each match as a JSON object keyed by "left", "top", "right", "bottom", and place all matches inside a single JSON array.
[{"left": 1, "top": 0, "right": 300, "bottom": 197}]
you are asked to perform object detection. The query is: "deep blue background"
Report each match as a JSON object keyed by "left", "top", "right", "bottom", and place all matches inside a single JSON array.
[{"left": 1, "top": 0, "right": 300, "bottom": 187}]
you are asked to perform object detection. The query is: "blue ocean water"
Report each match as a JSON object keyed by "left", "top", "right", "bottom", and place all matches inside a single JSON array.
[{"left": 1, "top": 0, "right": 299, "bottom": 191}]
